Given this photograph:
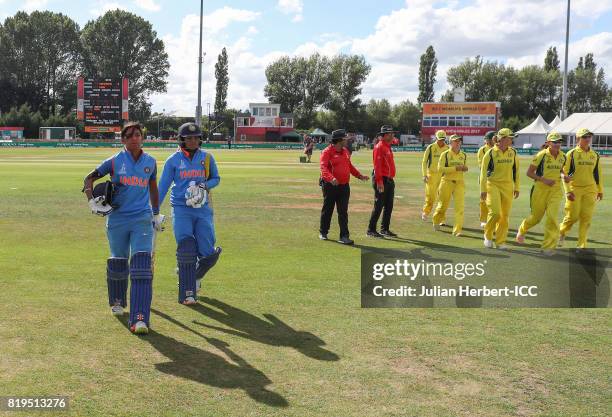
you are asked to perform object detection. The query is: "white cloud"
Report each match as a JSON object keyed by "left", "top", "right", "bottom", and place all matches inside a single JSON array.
[
  {"left": 205, "top": 7, "right": 260, "bottom": 34},
  {"left": 133, "top": 0, "right": 160, "bottom": 12},
  {"left": 151, "top": 0, "right": 612, "bottom": 113},
  {"left": 350, "top": 0, "right": 612, "bottom": 102},
  {"left": 90, "top": 1, "right": 128, "bottom": 17},
  {"left": 149, "top": 8, "right": 264, "bottom": 115},
  {"left": 278, "top": 0, "right": 303, "bottom": 23},
  {"left": 21, "top": 0, "right": 48, "bottom": 12}
]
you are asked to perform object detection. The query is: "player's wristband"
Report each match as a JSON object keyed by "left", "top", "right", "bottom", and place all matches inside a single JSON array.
[{"left": 152, "top": 206, "right": 160, "bottom": 215}]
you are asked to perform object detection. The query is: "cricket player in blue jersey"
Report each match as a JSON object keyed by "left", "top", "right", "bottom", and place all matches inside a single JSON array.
[
  {"left": 158, "top": 122, "right": 221, "bottom": 305},
  {"left": 83, "top": 122, "right": 165, "bottom": 335}
]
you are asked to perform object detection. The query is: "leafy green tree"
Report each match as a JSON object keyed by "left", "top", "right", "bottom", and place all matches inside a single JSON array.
[
  {"left": 264, "top": 53, "right": 331, "bottom": 128},
  {"left": 214, "top": 47, "right": 229, "bottom": 115},
  {"left": 544, "top": 46, "right": 560, "bottom": 72},
  {"left": 264, "top": 56, "right": 305, "bottom": 115},
  {"left": 417, "top": 45, "right": 437, "bottom": 104},
  {"left": 390, "top": 100, "right": 420, "bottom": 135},
  {"left": 0, "top": 11, "right": 81, "bottom": 116},
  {"left": 365, "top": 99, "right": 392, "bottom": 137},
  {"left": 326, "top": 54, "right": 371, "bottom": 129},
  {"left": 80, "top": 10, "right": 169, "bottom": 121},
  {"left": 568, "top": 53, "right": 609, "bottom": 112}
]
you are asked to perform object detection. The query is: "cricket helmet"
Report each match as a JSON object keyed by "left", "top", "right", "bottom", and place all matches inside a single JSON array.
[
  {"left": 92, "top": 180, "right": 119, "bottom": 208},
  {"left": 178, "top": 122, "right": 203, "bottom": 148}
]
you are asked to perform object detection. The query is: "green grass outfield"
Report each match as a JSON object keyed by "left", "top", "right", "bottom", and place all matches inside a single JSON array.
[{"left": 0, "top": 148, "right": 610, "bottom": 417}]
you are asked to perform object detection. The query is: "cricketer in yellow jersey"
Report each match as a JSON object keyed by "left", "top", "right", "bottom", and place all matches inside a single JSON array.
[
  {"left": 477, "top": 131, "right": 496, "bottom": 227},
  {"left": 559, "top": 128, "right": 604, "bottom": 249},
  {"left": 421, "top": 130, "right": 449, "bottom": 221},
  {"left": 433, "top": 135, "right": 468, "bottom": 236},
  {"left": 515, "top": 132, "right": 566, "bottom": 253},
  {"left": 480, "top": 128, "right": 520, "bottom": 249}
]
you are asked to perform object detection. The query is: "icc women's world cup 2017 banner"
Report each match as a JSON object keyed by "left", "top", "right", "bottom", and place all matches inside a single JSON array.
[
  {"left": 421, "top": 101, "right": 501, "bottom": 138},
  {"left": 77, "top": 78, "right": 129, "bottom": 133}
]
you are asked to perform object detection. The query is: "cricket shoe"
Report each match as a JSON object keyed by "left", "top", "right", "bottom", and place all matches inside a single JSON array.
[
  {"left": 483, "top": 239, "right": 495, "bottom": 249},
  {"left": 515, "top": 233, "right": 525, "bottom": 244},
  {"left": 433, "top": 224, "right": 440, "bottom": 231},
  {"left": 480, "top": 222, "right": 487, "bottom": 228},
  {"left": 131, "top": 321, "right": 149, "bottom": 335},
  {"left": 338, "top": 236, "right": 354, "bottom": 245},
  {"left": 196, "top": 279, "right": 202, "bottom": 296},
  {"left": 319, "top": 233, "right": 328, "bottom": 241},
  {"left": 497, "top": 244, "right": 508, "bottom": 250},
  {"left": 542, "top": 249, "right": 556, "bottom": 256},
  {"left": 183, "top": 296, "right": 197, "bottom": 305},
  {"left": 380, "top": 230, "right": 397, "bottom": 237},
  {"left": 421, "top": 213, "right": 428, "bottom": 221},
  {"left": 367, "top": 230, "right": 384, "bottom": 238},
  {"left": 111, "top": 305, "right": 124, "bottom": 316},
  {"left": 453, "top": 232, "right": 462, "bottom": 237}
]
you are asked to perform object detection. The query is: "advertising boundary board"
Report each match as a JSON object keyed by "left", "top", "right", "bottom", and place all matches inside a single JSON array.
[{"left": 1, "top": 141, "right": 612, "bottom": 156}]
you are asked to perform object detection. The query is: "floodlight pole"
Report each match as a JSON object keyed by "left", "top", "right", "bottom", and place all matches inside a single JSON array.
[
  {"left": 561, "top": 0, "right": 570, "bottom": 120},
  {"left": 195, "top": 0, "right": 204, "bottom": 126}
]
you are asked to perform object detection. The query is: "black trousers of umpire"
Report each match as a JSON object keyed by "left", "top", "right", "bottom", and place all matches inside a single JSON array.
[
  {"left": 320, "top": 182, "right": 350, "bottom": 238},
  {"left": 368, "top": 177, "right": 395, "bottom": 232}
]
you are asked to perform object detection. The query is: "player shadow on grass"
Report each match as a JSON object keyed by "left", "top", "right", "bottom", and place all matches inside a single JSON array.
[
  {"left": 461, "top": 226, "right": 610, "bottom": 246},
  {"left": 189, "top": 298, "right": 340, "bottom": 362},
  {"left": 378, "top": 235, "right": 510, "bottom": 258},
  {"left": 436, "top": 228, "right": 543, "bottom": 249},
  {"left": 116, "top": 312, "right": 288, "bottom": 407}
]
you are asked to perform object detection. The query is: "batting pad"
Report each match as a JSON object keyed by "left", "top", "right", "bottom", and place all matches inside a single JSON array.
[
  {"left": 177, "top": 237, "right": 198, "bottom": 303},
  {"left": 196, "top": 247, "right": 222, "bottom": 280},
  {"left": 107, "top": 257, "right": 128, "bottom": 308},
  {"left": 129, "top": 252, "right": 153, "bottom": 327}
]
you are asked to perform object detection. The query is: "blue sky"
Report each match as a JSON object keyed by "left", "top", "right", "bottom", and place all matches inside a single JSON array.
[{"left": 1, "top": 0, "right": 612, "bottom": 116}]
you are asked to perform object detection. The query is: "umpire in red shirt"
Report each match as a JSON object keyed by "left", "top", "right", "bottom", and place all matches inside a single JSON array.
[
  {"left": 368, "top": 125, "right": 398, "bottom": 238},
  {"left": 319, "top": 129, "right": 369, "bottom": 245}
]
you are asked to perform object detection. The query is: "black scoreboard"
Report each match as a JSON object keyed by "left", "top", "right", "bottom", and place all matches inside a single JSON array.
[{"left": 77, "top": 78, "right": 128, "bottom": 133}]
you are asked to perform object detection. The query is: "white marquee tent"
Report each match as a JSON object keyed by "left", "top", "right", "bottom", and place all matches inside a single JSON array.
[
  {"left": 516, "top": 114, "right": 551, "bottom": 148},
  {"left": 549, "top": 115, "right": 562, "bottom": 129},
  {"left": 553, "top": 112, "right": 612, "bottom": 148}
]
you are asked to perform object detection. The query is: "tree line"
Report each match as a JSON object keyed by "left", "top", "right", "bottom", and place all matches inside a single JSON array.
[
  {"left": 0, "top": 9, "right": 169, "bottom": 126},
  {"left": 2, "top": 9, "right": 611, "bottom": 139}
]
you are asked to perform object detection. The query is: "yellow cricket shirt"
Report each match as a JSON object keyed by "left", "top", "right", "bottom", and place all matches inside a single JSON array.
[
  {"left": 438, "top": 149, "right": 467, "bottom": 182},
  {"left": 422, "top": 142, "right": 449, "bottom": 176},
  {"left": 563, "top": 146, "right": 603, "bottom": 193},
  {"left": 480, "top": 145, "right": 520, "bottom": 193}
]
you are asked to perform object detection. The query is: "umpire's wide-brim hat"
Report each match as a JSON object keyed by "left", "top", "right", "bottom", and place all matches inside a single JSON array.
[
  {"left": 379, "top": 125, "right": 399, "bottom": 135},
  {"left": 331, "top": 129, "right": 347, "bottom": 142}
]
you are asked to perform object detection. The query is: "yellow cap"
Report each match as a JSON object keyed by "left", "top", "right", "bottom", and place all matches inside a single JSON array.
[
  {"left": 497, "top": 128, "right": 516, "bottom": 139},
  {"left": 576, "top": 127, "right": 593, "bottom": 138},
  {"left": 449, "top": 134, "right": 463, "bottom": 141},
  {"left": 435, "top": 130, "right": 447, "bottom": 140},
  {"left": 546, "top": 132, "right": 562, "bottom": 142}
]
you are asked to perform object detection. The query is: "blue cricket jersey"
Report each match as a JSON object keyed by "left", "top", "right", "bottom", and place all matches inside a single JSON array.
[
  {"left": 96, "top": 148, "right": 157, "bottom": 218},
  {"left": 158, "top": 148, "right": 220, "bottom": 207}
]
